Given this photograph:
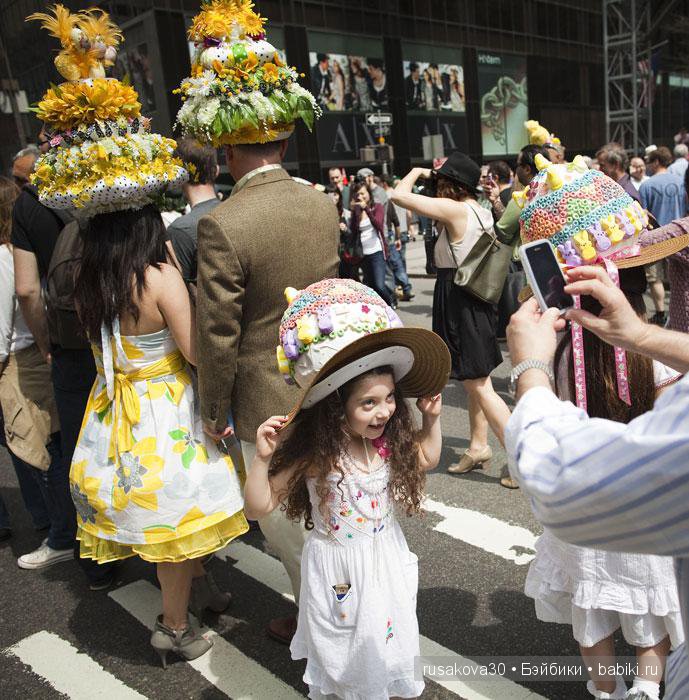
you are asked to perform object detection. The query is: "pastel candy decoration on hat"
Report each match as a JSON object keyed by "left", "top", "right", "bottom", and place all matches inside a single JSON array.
[
  {"left": 525, "top": 120, "right": 561, "bottom": 147},
  {"left": 276, "top": 279, "right": 402, "bottom": 388},
  {"left": 27, "top": 5, "right": 187, "bottom": 214},
  {"left": 175, "top": 0, "right": 321, "bottom": 146},
  {"left": 515, "top": 154, "right": 649, "bottom": 267}
]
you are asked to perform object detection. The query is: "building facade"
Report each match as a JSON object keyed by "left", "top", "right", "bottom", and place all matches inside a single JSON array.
[{"left": 0, "top": 0, "right": 686, "bottom": 181}]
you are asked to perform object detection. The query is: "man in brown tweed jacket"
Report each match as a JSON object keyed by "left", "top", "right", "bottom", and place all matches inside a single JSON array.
[{"left": 197, "top": 138, "right": 339, "bottom": 642}]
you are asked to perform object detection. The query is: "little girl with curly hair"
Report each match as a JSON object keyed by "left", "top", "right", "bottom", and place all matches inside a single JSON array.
[{"left": 244, "top": 278, "right": 450, "bottom": 700}]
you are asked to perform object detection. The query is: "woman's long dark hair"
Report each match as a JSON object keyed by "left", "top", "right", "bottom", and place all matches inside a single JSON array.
[
  {"left": 554, "top": 269, "right": 655, "bottom": 423},
  {"left": 73, "top": 204, "right": 167, "bottom": 340},
  {"left": 269, "top": 366, "right": 424, "bottom": 530},
  {"left": 324, "top": 184, "right": 343, "bottom": 216}
]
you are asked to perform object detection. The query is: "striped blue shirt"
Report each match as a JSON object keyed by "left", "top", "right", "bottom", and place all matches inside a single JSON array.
[{"left": 505, "top": 376, "right": 689, "bottom": 699}]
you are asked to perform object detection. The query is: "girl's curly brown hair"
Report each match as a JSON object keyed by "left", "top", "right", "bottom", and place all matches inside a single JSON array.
[{"left": 269, "top": 366, "right": 425, "bottom": 530}]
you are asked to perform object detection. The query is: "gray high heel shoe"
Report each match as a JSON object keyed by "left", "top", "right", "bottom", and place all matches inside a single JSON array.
[
  {"left": 150, "top": 615, "right": 212, "bottom": 669},
  {"left": 189, "top": 572, "right": 231, "bottom": 622}
]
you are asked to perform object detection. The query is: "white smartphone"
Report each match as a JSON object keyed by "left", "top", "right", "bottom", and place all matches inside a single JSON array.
[{"left": 519, "top": 240, "right": 574, "bottom": 313}]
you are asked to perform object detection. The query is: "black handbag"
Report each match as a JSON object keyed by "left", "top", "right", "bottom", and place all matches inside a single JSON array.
[
  {"left": 452, "top": 207, "right": 514, "bottom": 305},
  {"left": 341, "top": 228, "right": 363, "bottom": 265}
]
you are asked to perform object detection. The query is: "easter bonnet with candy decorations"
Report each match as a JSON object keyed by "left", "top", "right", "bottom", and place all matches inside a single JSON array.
[{"left": 513, "top": 152, "right": 689, "bottom": 410}]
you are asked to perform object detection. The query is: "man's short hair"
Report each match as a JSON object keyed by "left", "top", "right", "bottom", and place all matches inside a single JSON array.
[
  {"left": 409, "top": 62, "right": 419, "bottom": 73},
  {"left": 13, "top": 145, "right": 41, "bottom": 162},
  {"left": 518, "top": 145, "right": 550, "bottom": 173},
  {"left": 232, "top": 140, "right": 284, "bottom": 159},
  {"left": 367, "top": 58, "right": 384, "bottom": 71},
  {"left": 317, "top": 53, "right": 328, "bottom": 64},
  {"left": 647, "top": 146, "right": 673, "bottom": 168},
  {"left": 596, "top": 142, "right": 629, "bottom": 172},
  {"left": 174, "top": 138, "right": 218, "bottom": 185},
  {"left": 674, "top": 143, "right": 689, "bottom": 159},
  {"left": 487, "top": 160, "right": 511, "bottom": 184}
]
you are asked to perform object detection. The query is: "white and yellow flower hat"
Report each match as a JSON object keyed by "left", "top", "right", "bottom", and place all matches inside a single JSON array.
[
  {"left": 174, "top": 0, "right": 321, "bottom": 146},
  {"left": 28, "top": 4, "right": 187, "bottom": 214}
]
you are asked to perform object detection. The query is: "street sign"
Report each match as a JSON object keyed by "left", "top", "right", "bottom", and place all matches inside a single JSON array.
[{"left": 366, "top": 112, "right": 393, "bottom": 126}]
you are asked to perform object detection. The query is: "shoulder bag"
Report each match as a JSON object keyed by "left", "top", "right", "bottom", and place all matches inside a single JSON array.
[{"left": 451, "top": 206, "right": 515, "bottom": 305}]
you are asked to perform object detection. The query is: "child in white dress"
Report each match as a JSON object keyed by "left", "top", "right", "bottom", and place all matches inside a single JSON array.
[{"left": 244, "top": 278, "right": 450, "bottom": 699}]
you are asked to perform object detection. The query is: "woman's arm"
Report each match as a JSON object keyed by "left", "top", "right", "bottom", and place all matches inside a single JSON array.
[
  {"left": 156, "top": 263, "right": 197, "bottom": 365},
  {"left": 391, "top": 168, "right": 463, "bottom": 225},
  {"left": 415, "top": 395, "right": 442, "bottom": 471}
]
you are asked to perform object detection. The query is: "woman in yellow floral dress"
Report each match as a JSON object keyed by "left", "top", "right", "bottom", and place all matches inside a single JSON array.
[{"left": 70, "top": 205, "right": 248, "bottom": 666}]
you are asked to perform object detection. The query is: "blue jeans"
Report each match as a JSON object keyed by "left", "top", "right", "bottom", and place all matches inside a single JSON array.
[
  {"left": 9, "top": 448, "right": 53, "bottom": 531},
  {"left": 362, "top": 251, "right": 394, "bottom": 305},
  {"left": 51, "top": 346, "right": 115, "bottom": 581},
  {"left": 385, "top": 236, "right": 412, "bottom": 295}
]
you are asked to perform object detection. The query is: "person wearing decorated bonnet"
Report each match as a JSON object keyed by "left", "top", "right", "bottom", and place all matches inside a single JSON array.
[
  {"left": 476, "top": 155, "right": 689, "bottom": 700},
  {"left": 29, "top": 5, "right": 248, "bottom": 667},
  {"left": 244, "top": 278, "right": 450, "bottom": 700},
  {"left": 177, "top": 0, "right": 339, "bottom": 644}
]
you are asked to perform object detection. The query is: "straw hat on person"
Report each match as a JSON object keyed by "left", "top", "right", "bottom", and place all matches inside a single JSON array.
[{"left": 276, "top": 278, "right": 450, "bottom": 427}]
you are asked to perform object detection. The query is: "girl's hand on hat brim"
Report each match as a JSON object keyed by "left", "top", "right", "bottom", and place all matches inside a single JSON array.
[
  {"left": 417, "top": 393, "right": 442, "bottom": 417},
  {"left": 256, "top": 415, "right": 290, "bottom": 460}
]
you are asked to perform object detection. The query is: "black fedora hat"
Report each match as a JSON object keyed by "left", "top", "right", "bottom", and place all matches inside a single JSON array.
[{"left": 434, "top": 151, "right": 481, "bottom": 194}]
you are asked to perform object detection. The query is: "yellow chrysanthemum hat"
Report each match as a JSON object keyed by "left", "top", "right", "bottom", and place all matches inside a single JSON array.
[
  {"left": 174, "top": 0, "right": 321, "bottom": 146},
  {"left": 28, "top": 4, "right": 187, "bottom": 214}
]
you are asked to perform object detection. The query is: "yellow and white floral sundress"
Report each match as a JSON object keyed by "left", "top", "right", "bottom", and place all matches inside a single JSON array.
[{"left": 71, "top": 320, "right": 248, "bottom": 563}]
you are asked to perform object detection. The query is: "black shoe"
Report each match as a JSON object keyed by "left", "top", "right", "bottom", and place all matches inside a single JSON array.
[
  {"left": 649, "top": 311, "right": 667, "bottom": 326},
  {"left": 0, "top": 527, "right": 12, "bottom": 542},
  {"left": 399, "top": 292, "right": 415, "bottom": 301}
]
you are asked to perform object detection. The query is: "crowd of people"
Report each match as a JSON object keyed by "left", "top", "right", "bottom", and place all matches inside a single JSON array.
[{"left": 3, "top": 4, "right": 689, "bottom": 700}]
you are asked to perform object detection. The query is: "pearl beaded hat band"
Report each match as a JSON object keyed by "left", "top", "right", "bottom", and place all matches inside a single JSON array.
[{"left": 276, "top": 279, "right": 451, "bottom": 428}]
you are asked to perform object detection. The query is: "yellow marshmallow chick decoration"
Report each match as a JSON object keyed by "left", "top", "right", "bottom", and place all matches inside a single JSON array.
[
  {"left": 276, "top": 345, "right": 290, "bottom": 376},
  {"left": 297, "top": 316, "right": 319, "bottom": 345},
  {"left": 572, "top": 231, "right": 597, "bottom": 262},
  {"left": 601, "top": 214, "right": 624, "bottom": 245}
]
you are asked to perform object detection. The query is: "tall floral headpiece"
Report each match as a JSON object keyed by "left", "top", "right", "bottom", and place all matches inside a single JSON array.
[
  {"left": 27, "top": 4, "right": 187, "bottom": 214},
  {"left": 175, "top": 0, "right": 320, "bottom": 146}
]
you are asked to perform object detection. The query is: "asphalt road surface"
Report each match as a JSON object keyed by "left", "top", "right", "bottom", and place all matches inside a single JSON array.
[{"left": 0, "top": 240, "right": 639, "bottom": 700}]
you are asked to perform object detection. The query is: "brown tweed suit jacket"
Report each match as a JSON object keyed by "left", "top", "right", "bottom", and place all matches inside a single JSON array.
[{"left": 196, "top": 167, "right": 339, "bottom": 441}]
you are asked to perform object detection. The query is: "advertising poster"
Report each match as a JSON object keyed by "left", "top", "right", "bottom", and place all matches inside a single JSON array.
[
  {"left": 477, "top": 52, "right": 528, "bottom": 156},
  {"left": 309, "top": 52, "right": 387, "bottom": 112},
  {"left": 402, "top": 61, "right": 465, "bottom": 113}
]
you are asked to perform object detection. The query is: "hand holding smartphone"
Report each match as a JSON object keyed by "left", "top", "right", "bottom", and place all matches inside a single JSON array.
[{"left": 519, "top": 241, "right": 574, "bottom": 313}]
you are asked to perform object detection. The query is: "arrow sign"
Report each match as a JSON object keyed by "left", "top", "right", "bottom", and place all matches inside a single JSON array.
[{"left": 366, "top": 112, "right": 393, "bottom": 126}]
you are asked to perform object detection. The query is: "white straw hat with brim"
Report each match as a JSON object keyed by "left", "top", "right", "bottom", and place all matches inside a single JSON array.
[{"left": 276, "top": 279, "right": 451, "bottom": 428}]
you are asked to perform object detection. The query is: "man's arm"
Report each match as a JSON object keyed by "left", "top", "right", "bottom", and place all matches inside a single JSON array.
[
  {"left": 494, "top": 198, "right": 521, "bottom": 241},
  {"left": 506, "top": 380, "right": 689, "bottom": 556},
  {"left": 504, "top": 280, "right": 689, "bottom": 557},
  {"left": 13, "top": 247, "right": 50, "bottom": 360},
  {"left": 196, "top": 214, "right": 244, "bottom": 436}
]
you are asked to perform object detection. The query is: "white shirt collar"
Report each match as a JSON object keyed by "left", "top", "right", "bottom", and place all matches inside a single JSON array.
[{"left": 232, "top": 163, "right": 283, "bottom": 195}]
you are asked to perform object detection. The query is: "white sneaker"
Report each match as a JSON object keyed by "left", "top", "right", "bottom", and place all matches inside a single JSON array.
[{"left": 17, "top": 539, "right": 73, "bottom": 570}]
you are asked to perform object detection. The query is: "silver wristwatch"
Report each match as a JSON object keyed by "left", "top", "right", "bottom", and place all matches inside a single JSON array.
[{"left": 509, "top": 359, "right": 555, "bottom": 396}]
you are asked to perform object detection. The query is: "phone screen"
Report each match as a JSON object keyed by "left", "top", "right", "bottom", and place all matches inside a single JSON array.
[{"left": 523, "top": 242, "right": 574, "bottom": 311}]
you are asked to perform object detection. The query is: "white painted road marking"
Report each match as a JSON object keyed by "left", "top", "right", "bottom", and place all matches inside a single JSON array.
[
  {"left": 109, "top": 579, "right": 303, "bottom": 700},
  {"left": 216, "top": 539, "right": 295, "bottom": 602},
  {"left": 218, "top": 538, "right": 546, "bottom": 699},
  {"left": 423, "top": 497, "right": 538, "bottom": 565},
  {"left": 4, "top": 630, "right": 146, "bottom": 699}
]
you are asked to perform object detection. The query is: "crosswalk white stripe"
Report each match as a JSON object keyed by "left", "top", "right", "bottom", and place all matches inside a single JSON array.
[
  {"left": 216, "top": 540, "right": 547, "bottom": 700},
  {"left": 109, "top": 580, "right": 303, "bottom": 700},
  {"left": 4, "top": 630, "right": 146, "bottom": 699},
  {"left": 423, "top": 497, "right": 538, "bottom": 565},
  {"left": 221, "top": 540, "right": 295, "bottom": 603}
]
